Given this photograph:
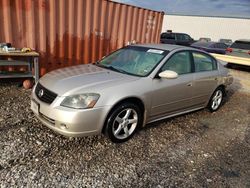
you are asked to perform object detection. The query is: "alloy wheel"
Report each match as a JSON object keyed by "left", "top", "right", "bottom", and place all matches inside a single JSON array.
[
  {"left": 112, "top": 108, "right": 138, "bottom": 140},
  {"left": 211, "top": 90, "right": 223, "bottom": 110}
]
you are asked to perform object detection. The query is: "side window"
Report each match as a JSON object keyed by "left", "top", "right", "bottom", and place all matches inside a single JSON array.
[
  {"left": 193, "top": 52, "right": 217, "bottom": 72},
  {"left": 176, "top": 34, "right": 190, "bottom": 41},
  {"left": 184, "top": 34, "right": 191, "bottom": 40},
  {"left": 213, "top": 43, "right": 219, "bottom": 48},
  {"left": 161, "top": 51, "right": 192, "bottom": 75},
  {"left": 176, "top": 34, "right": 181, "bottom": 40},
  {"left": 219, "top": 43, "right": 227, "bottom": 49},
  {"left": 161, "top": 33, "right": 167, "bottom": 39},
  {"left": 176, "top": 34, "right": 185, "bottom": 41},
  {"left": 166, "top": 33, "right": 175, "bottom": 40}
]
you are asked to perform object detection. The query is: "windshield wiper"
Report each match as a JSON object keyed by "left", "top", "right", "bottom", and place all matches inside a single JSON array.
[
  {"left": 106, "top": 66, "right": 128, "bottom": 74},
  {"left": 98, "top": 64, "right": 128, "bottom": 74},
  {"left": 96, "top": 64, "right": 140, "bottom": 77}
]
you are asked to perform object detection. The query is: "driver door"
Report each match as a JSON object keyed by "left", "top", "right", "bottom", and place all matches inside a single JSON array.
[{"left": 150, "top": 51, "right": 194, "bottom": 120}]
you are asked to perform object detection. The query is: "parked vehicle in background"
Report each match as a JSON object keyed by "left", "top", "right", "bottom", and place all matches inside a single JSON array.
[
  {"left": 160, "top": 31, "right": 194, "bottom": 46},
  {"left": 226, "top": 40, "right": 250, "bottom": 58},
  {"left": 191, "top": 42, "right": 228, "bottom": 54},
  {"left": 199, "top": 38, "right": 211, "bottom": 42},
  {"left": 31, "top": 44, "right": 233, "bottom": 143},
  {"left": 219, "top": 39, "right": 233, "bottom": 46}
]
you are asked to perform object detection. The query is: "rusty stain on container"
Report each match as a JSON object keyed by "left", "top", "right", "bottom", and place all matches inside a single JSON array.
[{"left": 0, "top": 0, "right": 164, "bottom": 75}]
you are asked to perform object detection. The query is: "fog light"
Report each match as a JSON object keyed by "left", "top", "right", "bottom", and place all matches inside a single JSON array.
[{"left": 60, "top": 123, "right": 68, "bottom": 129}]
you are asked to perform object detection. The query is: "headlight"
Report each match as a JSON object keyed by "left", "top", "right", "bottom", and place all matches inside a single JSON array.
[{"left": 60, "top": 93, "right": 100, "bottom": 109}]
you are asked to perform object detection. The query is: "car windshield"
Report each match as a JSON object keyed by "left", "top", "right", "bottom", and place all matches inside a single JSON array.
[{"left": 97, "top": 46, "right": 168, "bottom": 77}]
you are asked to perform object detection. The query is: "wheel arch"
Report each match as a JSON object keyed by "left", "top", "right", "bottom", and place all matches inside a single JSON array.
[
  {"left": 205, "top": 84, "right": 226, "bottom": 107},
  {"left": 216, "top": 84, "right": 226, "bottom": 96},
  {"left": 102, "top": 97, "right": 145, "bottom": 134}
]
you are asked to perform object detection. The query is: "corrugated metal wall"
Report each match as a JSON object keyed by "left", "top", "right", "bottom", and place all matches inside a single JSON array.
[{"left": 0, "top": 0, "right": 164, "bottom": 75}]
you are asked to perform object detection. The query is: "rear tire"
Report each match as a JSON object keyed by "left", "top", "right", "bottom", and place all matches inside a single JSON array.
[
  {"left": 207, "top": 87, "right": 224, "bottom": 112},
  {"left": 105, "top": 102, "right": 143, "bottom": 143}
]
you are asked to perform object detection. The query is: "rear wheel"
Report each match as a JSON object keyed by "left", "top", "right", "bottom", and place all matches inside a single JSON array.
[
  {"left": 106, "top": 102, "right": 143, "bottom": 143},
  {"left": 208, "top": 87, "right": 224, "bottom": 112}
]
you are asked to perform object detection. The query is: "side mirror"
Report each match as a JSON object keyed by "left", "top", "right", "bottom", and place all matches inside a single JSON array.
[{"left": 159, "top": 70, "right": 178, "bottom": 79}]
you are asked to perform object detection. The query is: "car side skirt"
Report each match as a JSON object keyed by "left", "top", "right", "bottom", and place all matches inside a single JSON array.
[{"left": 146, "top": 107, "right": 204, "bottom": 124}]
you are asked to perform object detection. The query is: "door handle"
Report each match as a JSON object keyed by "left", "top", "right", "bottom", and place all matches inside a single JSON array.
[{"left": 187, "top": 83, "right": 192, "bottom": 87}]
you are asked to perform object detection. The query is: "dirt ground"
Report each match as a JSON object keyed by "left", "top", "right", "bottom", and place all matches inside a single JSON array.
[{"left": 0, "top": 67, "right": 249, "bottom": 187}]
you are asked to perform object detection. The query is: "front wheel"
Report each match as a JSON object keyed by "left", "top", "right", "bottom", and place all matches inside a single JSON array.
[
  {"left": 105, "top": 102, "right": 143, "bottom": 143},
  {"left": 207, "top": 87, "right": 224, "bottom": 112}
]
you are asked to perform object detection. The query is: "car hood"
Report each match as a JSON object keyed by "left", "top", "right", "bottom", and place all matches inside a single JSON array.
[{"left": 39, "top": 64, "right": 139, "bottom": 96}]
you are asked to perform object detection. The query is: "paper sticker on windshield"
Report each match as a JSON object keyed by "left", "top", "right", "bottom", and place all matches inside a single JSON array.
[{"left": 147, "top": 49, "right": 164, "bottom": 54}]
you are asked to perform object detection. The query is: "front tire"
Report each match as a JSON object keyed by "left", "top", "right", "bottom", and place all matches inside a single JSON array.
[
  {"left": 106, "top": 102, "right": 143, "bottom": 143},
  {"left": 207, "top": 87, "right": 224, "bottom": 112}
]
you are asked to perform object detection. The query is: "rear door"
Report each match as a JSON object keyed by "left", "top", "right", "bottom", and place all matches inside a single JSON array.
[
  {"left": 150, "top": 51, "right": 194, "bottom": 119},
  {"left": 191, "top": 52, "right": 219, "bottom": 108}
]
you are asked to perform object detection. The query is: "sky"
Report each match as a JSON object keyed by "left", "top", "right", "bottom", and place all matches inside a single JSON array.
[{"left": 112, "top": 0, "right": 250, "bottom": 18}]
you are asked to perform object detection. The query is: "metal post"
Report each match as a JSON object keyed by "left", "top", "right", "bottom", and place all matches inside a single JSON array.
[
  {"left": 28, "top": 57, "right": 32, "bottom": 72},
  {"left": 34, "top": 57, "right": 39, "bottom": 82}
]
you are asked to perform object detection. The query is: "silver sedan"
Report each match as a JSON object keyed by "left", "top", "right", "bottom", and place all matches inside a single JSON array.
[{"left": 31, "top": 44, "right": 233, "bottom": 142}]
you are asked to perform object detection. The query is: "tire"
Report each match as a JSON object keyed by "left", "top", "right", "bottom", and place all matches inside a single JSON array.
[
  {"left": 207, "top": 87, "right": 224, "bottom": 112},
  {"left": 105, "top": 102, "right": 143, "bottom": 143}
]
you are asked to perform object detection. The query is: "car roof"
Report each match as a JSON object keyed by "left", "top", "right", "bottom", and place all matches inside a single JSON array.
[
  {"left": 132, "top": 43, "right": 192, "bottom": 51},
  {"left": 235, "top": 39, "right": 250, "bottom": 43},
  {"left": 194, "top": 41, "right": 216, "bottom": 45},
  {"left": 161, "top": 32, "right": 189, "bottom": 35},
  {"left": 219, "top": 38, "right": 232, "bottom": 41}
]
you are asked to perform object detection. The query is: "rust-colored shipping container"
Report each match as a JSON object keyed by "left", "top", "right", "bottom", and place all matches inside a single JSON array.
[{"left": 0, "top": 0, "right": 164, "bottom": 75}]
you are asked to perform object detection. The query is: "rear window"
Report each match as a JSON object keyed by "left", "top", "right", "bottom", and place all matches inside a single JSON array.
[
  {"left": 176, "top": 34, "right": 190, "bottom": 41},
  {"left": 214, "top": 43, "right": 227, "bottom": 49},
  {"left": 192, "top": 52, "right": 217, "bottom": 72},
  {"left": 231, "top": 41, "right": 250, "bottom": 50},
  {"left": 219, "top": 39, "right": 232, "bottom": 44},
  {"left": 192, "top": 42, "right": 212, "bottom": 48}
]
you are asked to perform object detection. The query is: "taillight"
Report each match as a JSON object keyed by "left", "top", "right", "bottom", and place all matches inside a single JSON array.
[
  {"left": 226, "top": 48, "right": 233, "bottom": 53},
  {"left": 248, "top": 51, "right": 250, "bottom": 55}
]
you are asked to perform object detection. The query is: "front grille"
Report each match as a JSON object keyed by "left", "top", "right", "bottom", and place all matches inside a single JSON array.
[{"left": 35, "top": 82, "right": 57, "bottom": 104}]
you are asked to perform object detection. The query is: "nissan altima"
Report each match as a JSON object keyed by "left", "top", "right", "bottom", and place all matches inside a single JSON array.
[{"left": 31, "top": 44, "right": 233, "bottom": 142}]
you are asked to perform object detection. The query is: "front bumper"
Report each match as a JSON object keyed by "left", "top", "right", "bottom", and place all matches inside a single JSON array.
[{"left": 31, "top": 92, "right": 112, "bottom": 137}]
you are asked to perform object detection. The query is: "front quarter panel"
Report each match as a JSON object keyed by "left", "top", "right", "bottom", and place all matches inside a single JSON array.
[{"left": 94, "top": 77, "right": 153, "bottom": 123}]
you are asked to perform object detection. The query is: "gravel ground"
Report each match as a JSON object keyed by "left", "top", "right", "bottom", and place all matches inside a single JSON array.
[{"left": 0, "top": 69, "right": 250, "bottom": 187}]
